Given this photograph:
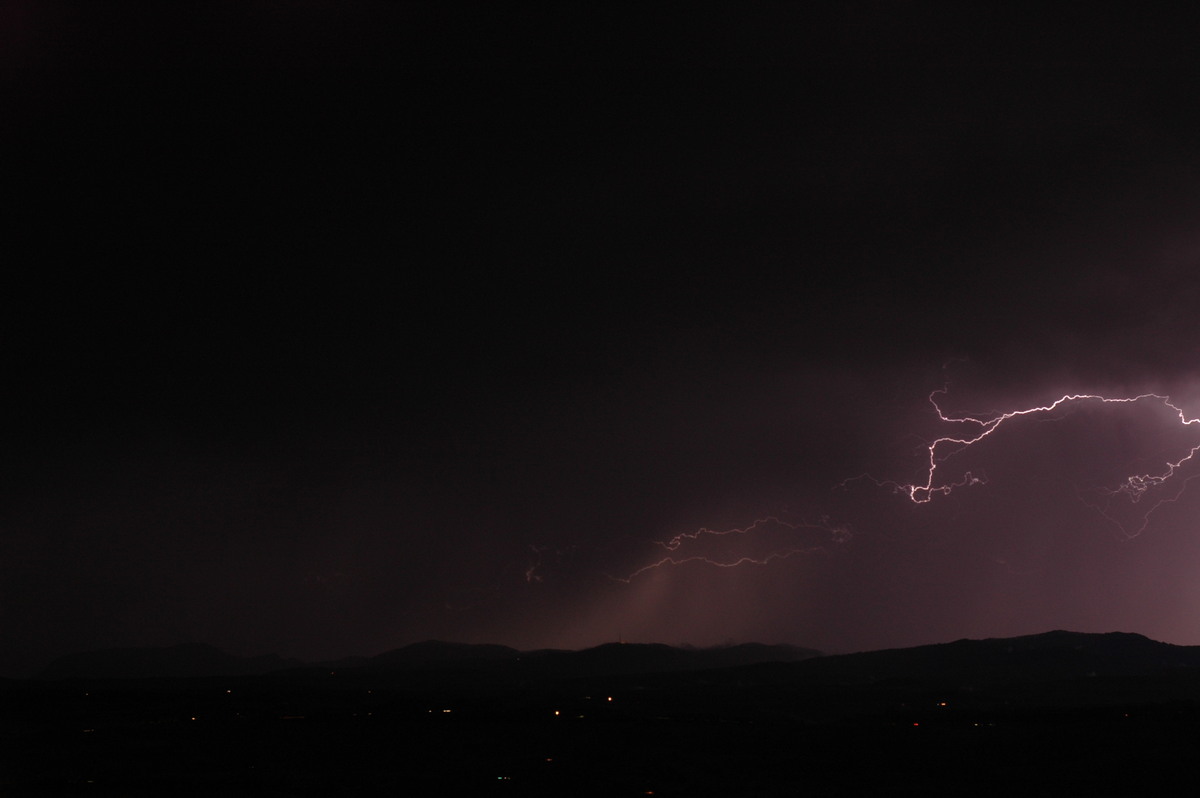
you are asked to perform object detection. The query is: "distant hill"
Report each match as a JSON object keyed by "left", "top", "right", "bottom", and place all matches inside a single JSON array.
[
  {"left": 731, "top": 630, "right": 1200, "bottom": 691},
  {"left": 36, "top": 631, "right": 1199, "bottom": 686},
  {"left": 368, "top": 640, "right": 523, "bottom": 668},
  {"left": 361, "top": 640, "right": 821, "bottom": 678},
  {"left": 36, "top": 640, "right": 819, "bottom": 681},
  {"left": 513, "top": 641, "right": 820, "bottom": 679},
  {"left": 37, "top": 643, "right": 298, "bottom": 680}
]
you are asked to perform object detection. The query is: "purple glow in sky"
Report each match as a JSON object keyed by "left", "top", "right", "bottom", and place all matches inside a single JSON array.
[
  {"left": 6, "top": 3, "right": 1200, "bottom": 677},
  {"left": 859, "top": 388, "right": 1200, "bottom": 533}
]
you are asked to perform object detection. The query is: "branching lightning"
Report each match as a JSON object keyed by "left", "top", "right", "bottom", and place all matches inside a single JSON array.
[
  {"left": 555, "top": 386, "right": 1200, "bottom": 589},
  {"left": 858, "top": 388, "right": 1200, "bottom": 537},
  {"left": 612, "top": 515, "right": 851, "bottom": 583}
]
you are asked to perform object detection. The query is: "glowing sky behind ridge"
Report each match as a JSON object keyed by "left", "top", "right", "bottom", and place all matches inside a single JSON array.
[{"left": 6, "top": 3, "right": 1200, "bottom": 676}]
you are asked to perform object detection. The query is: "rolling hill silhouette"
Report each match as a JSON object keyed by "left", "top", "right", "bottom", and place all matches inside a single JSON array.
[
  {"left": 762, "top": 629, "right": 1200, "bottom": 687},
  {"left": 34, "top": 631, "right": 1200, "bottom": 684}
]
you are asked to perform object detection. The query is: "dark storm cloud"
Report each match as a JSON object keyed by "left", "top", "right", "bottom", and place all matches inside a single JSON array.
[{"left": 5, "top": 4, "right": 1200, "bottom": 674}]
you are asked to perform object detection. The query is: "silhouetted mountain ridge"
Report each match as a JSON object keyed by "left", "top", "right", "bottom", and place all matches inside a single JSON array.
[
  {"left": 36, "top": 640, "right": 819, "bottom": 681},
  {"left": 516, "top": 641, "right": 821, "bottom": 678},
  {"left": 34, "top": 631, "right": 1199, "bottom": 684},
  {"left": 764, "top": 630, "right": 1200, "bottom": 689},
  {"left": 368, "top": 640, "right": 522, "bottom": 668}
]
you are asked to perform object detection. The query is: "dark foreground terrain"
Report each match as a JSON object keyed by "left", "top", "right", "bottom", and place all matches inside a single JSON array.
[{"left": 6, "top": 632, "right": 1200, "bottom": 796}]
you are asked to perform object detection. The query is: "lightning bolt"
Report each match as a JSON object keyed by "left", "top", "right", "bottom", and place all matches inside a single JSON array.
[
  {"left": 552, "top": 386, "right": 1200, "bottom": 589},
  {"left": 612, "top": 515, "right": 851, "bottom": 583},
  {"left": 858, "top": 388, "right": 1200, "bottom": 537}
]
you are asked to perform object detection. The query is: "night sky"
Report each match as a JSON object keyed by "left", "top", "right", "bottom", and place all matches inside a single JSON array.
[{"left": 6, "top": 3, "right": 1200, "bottom": 677}]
